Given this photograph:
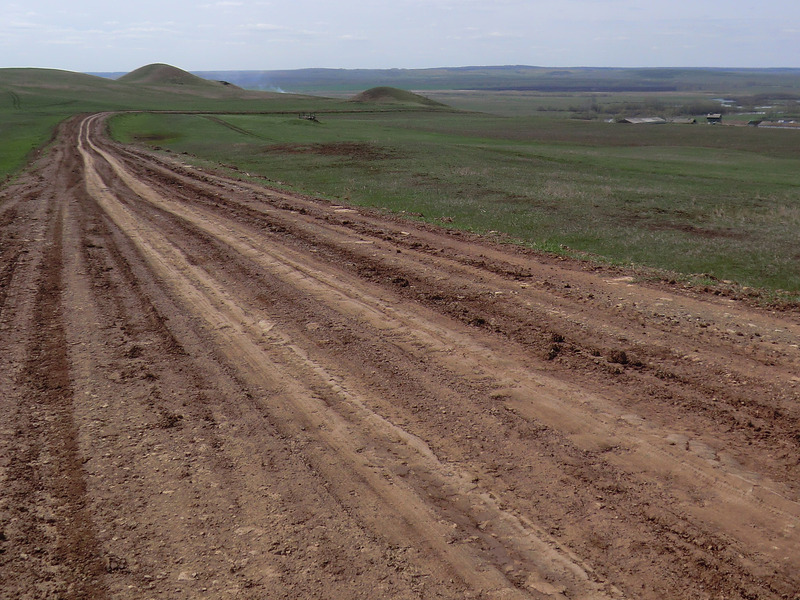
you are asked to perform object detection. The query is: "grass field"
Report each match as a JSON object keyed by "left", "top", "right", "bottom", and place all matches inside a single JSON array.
[
  {"left": 0, "top": 65, "right": 344, "bottom": 182},
  {"left": 0, "top": 112, "right": 63, "bottom": 182},
  {"left": 111, "top": 108, "right": 800, "bottom": 294},
  {"left": 3, "top": 64, "right": 800, "bottom": 296}
]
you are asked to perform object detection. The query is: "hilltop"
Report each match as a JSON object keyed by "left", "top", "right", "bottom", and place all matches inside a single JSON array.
[
  {"left": 0, "top": 63, "right": 331, "bottom": 181},
  {"left": 119, "top": 63, "right": 240, "bottom": 89},
  {"left": 351, "top": 86, "right": 446, "bottom": 107},
  {"left": 0, "top": 63, "right": 296, "bottom": 115}
]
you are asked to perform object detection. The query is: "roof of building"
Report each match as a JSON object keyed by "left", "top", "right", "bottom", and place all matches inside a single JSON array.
[{"left": 618, "top": 117, "right": 667, "bottom": 124}]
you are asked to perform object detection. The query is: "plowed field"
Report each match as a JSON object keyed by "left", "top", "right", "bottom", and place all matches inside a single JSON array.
[{"left": 1, "top": 114, "right": 798, "bottom": 599}]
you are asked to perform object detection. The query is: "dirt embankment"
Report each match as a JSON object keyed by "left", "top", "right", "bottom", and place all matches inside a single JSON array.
[{"left": 0, "top": 113, "right": 798, "bottom": 599}]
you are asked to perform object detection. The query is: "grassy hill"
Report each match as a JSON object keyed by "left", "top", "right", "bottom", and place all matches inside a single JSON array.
[
  {"left": 120, "top": 63, "right": 218, "bottom": 86},
  {"left": 350, "top": 87, "right": 446, "bottom": 107},
  {"left": 119, "top": 63, "right": 242, "bottom": 91},
  {"left": 0, "top": 64, "right": 339, "bottom": 182},
  {"left": 1, "top": 67, "right": 142, "bottom": 111},
  {"left": 0, "top": 63, "right": 298, "bottom": 114},
  {"left": 1, "top": 63, "right": 469, "bottom": 184}
]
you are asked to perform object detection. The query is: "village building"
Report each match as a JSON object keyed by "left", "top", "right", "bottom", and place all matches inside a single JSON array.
[{"left": 617, "top": 117, "right": 667, "bottom": 124}]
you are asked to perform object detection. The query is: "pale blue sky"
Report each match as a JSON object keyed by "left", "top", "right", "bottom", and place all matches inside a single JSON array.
[{"left": 2, "top": 0, "right": 799, "bottom": 72}]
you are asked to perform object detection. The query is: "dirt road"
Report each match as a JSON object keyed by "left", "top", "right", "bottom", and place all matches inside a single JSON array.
[{"left": 1, "top": 113, "right": 798, "bottom": 599}]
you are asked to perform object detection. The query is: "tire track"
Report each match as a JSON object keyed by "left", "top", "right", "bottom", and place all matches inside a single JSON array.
[
  {"left": 110, "top": 139, "right": 800, "bottom": 462},
  {"left": 4, "top": 111, "right": 795, "bottom": 599},
  {"left": 88, "top": 115, "right": 800, "bottom": 524},
  {"left": 80, "top": 113, "right": 621, "bottom": 600},
  {"left": 80, "top": 113, "right": 800, "bottom": 598},
  {"left": 1, "top": 183, "right": 108, "bottom": 598},
  {"left": 8, "top": 91, "right": 21, "bottom": 110}
]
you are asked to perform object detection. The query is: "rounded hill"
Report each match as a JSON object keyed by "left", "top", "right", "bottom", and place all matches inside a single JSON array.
[
  {"left": 119, "top": 63, "right": 236, "bottom": 88},
  {"left": 351, "top": 87, "right": 446, "bottom": 107}
]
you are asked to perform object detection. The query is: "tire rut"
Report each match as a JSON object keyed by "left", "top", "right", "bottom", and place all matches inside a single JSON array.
[
  {"left": 108, "top": 137, "right": 800, "bottom": 470},
  {"left": 3, "top": 112, "right": 798, "bottom": 600},
  {"left": 81, "top": 114, "right": 800, "bottom": 598},
  {"left": 81, "top": 113, "right": 616, "bottom": 599},
  {"left": 1, "top": 175, "right": 108, "bottom": 598}
]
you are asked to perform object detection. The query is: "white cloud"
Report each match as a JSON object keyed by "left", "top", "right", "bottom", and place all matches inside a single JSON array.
[
  {"left": 339, "top": 34, "right": 368, "bottom": 42},
  {"left": 200, "top": 1, "right": 243, "bottom": 7},
  {"left": 6, "top": 20, "right": 42, "bottom": 30},
  {"left": 245, "top": 23, "right": 286, "bottom": 31},
  {"left": 44, "top": 38, "right": 82, "bottom": 45},
  {"left": 478, "top": 31, "right": 521, "bottom": 40},
  {"left": 1, "top": 0, "right": 798, "bottom": 71}
]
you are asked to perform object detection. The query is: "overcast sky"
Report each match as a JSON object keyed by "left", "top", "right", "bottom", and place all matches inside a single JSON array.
[{"left": 2, "top": 0, "right": 799, "bottom": 73}]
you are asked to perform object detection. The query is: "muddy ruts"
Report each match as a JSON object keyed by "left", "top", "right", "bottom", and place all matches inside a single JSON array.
[
  {"left": 2, "top": 111, "right": 796, "bottom": 599},
  {"left": 80, "top": 113, "right": 800, "bottom": 598},
  {"left": 2, "top": 148, "right": 108, "bottom": 597}
]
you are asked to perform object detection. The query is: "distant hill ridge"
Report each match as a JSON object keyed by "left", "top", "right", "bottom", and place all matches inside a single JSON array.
[
  {"left": 188, "top": 66, "right": 800, "bottom": 95},
  {"left": 82, "top": 65, "right": 800, "bottom": 96}
]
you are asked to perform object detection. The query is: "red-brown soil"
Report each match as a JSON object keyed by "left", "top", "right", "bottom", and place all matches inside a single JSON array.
[{"left": 1, "top": 113, "right": 798, "bottom": 599}]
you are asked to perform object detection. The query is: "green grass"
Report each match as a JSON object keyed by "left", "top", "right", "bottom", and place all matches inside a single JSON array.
[
  {"left": 110, "top": 110, "right": 800, "bottom": 293},
  {"left": 0, "top": 112, "right": 64, "bottom": 181},
  {"left": 4, "top": 65, "right": 800, "bottom": 296},
  {"left": 0, "top": 65, "right": 349, "bottom": 181}
]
